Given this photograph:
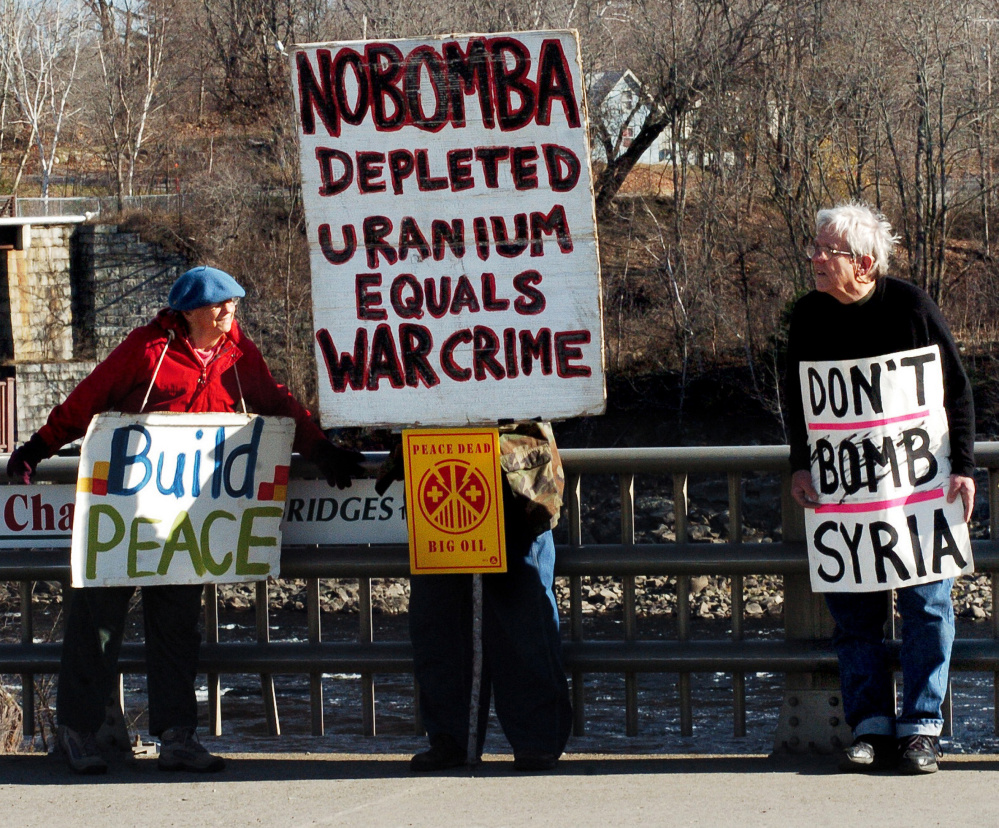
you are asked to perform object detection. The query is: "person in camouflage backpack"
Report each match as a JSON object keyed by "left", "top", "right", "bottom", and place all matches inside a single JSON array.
[{"left": 404, "top": 420, "right": 572, "bottom": 773}]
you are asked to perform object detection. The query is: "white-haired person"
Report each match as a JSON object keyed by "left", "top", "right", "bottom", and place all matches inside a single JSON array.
[
  {"left": 784, "top": 203, "right": 975, "bottom": 774},
  {"left": 7, "top": 266, "right": 364, "bottom": 775}
]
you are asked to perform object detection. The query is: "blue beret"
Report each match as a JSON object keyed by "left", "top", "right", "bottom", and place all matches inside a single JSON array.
[{"left": 168, "top": 266, "right": 246, "bottom": 311}]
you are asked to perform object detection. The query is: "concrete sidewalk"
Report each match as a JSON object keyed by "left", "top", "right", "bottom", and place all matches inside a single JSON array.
[{"left": 3, "top": 752, "right": 999, "bottom": 827}]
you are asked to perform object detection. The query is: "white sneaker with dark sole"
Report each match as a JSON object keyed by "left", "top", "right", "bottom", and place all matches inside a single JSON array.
[{"left": 158, "top": 727, "right": 225, "bottom": 773}]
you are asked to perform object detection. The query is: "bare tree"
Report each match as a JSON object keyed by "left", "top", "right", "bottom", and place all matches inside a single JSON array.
[
  {"left": 588, "top": 0, "right": 773, "bottom": 218},
  {"left": 965, "top": 16, "right": 999, "bottom": 258},
  {"left": 874, "top": 0, "right": 984, "bottom": 301},
  {"left": 85, "top": 0, "right": 170, "bottom": 206},
  {"left": 0, "top": 0, "right": 85, "bottom": 199},
  {"left": 195, "top": 0, "right": 341, "bottom": 116},
  {"left": 0, "top": 38, "right": 36, "bottom": 195}
]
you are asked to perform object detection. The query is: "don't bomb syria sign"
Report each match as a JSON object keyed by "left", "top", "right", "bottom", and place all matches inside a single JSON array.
[
  {"left": 291, "top": 30, "right": 606, "bottom": 427},
  {"left": 801, "top": 345, "right": 973, "bottom": 592},
  {"left": 70, "top": 413, "right": 295, "bottom": 588}
]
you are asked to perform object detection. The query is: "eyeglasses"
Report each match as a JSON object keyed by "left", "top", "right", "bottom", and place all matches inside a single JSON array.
[
  {"left": 210, "top": 297, "right": 240, "bottom": 309},
  {"left": 805, "top": 242, "right": 855, "bottom": 260}
]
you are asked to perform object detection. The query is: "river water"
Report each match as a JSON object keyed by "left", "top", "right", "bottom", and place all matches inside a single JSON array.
[
  {"left": 5, "top": 608, "right": 999, "bottom": 757},
  {"left": 30, "top": 611, "right": 993, "bottom": 758},
  {"left": 166, "top": 612, "right": 787, "bottom": 757}
]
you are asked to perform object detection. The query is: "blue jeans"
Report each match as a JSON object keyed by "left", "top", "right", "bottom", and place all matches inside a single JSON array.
[
  {"left": 825, "top": 578, "right": 954, "bottom": 738},
  {"left": 409, "top": 528, "right": 572, "bottom": 757}
]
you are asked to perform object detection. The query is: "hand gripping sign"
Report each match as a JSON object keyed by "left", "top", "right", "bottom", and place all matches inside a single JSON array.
[
  {"left": 70, "top": 412, "right": 295, "bottom": 588},
  {"left": 290, "top": 29, "right": 606, "bottom": 428},
  {"left": 800, "top": 345, "right": 973, "bottom": 592}
]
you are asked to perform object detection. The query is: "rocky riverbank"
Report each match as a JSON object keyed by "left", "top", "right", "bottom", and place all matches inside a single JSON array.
[
  {"left": 208, "top": 571, "right": 990, "bottom": 623},
  {"left": 0, "top": 573, "right": 991, "bottom": 627}
]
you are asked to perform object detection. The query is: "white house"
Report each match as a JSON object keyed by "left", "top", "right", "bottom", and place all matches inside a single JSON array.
[
  {"left": 587, "top": 70, "right": 663, "bottom": 166},
  {"left": 587, "top": 70, "right": 707, "bottom": 168}
]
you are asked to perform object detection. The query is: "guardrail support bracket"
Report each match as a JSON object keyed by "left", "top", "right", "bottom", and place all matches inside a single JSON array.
[{"left": 772, "top": 689, "right": 853, "bottom": 755}]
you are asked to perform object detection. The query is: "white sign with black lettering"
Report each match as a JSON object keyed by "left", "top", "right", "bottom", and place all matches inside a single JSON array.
[
  {"left": 290, "top": 30, "right": 606, "bottom": 428},
  {"left": 800, "top": 345, "right": 973, "bottom": 592}
]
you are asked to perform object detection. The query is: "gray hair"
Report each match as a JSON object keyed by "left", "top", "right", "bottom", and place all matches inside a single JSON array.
[{"left": 815, "top": 203, "right": 899, "bottom": 277}]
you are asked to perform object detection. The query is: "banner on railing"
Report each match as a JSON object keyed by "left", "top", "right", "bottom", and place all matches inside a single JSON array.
[
  {"left": 0, "top": 485, "right": 76, "bottom": 548},
  {"left": 0, "top": 479, "right": 407, "bottom": 550},
  {"left": 290, "top": 30, "right": 606, "bottom": 428},
  {"left": 281, "top": 478, "right": 406, "bottom": 544},
  {"left": 70, "top": 412, "right": 295, "bottom": 588},
  {"left": 800, "top": 345, "right": 973, "bottom": 592}
]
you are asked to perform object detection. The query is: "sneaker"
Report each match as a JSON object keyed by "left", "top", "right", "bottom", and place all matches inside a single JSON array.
[
  {"left": 898, "top": 734, "right": 942, "bottom": 774},
  {"left": 158, "top": 727, "right": 226, "bottom": 773},
  {"left": 512, "top": 752, "right": 558, "bottom": 772},
  {"left": 57, "top": 725, "right": 108, "bottom": 775},
  {"left": 410, "top": 734, "right": 467, "bottom": 772},
  {"left": 838, "top": 734, "right": 898, "bottom": 772}
]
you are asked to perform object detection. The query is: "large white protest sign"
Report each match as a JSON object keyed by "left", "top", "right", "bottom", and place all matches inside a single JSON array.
[
  {"left": 290, "top": 30, "right": 606, "bottom": 427},
  {"left": 70, "top": 412, "right": 295, "bottom": 588},
  {"left": 800, "top": 345, "right": 973, "bottom": 592}
]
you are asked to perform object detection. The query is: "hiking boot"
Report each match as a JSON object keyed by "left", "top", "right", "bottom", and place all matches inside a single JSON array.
[
  {"left": 57, "top": 725, "right": 108, "bottom": 775},
  {"left": 158, "top": 727, "right": 226, "bottom": 773},
  {"left": 898, "top": 734, "right": 942, "bottom": 774},
  {"left": 96, "top": 699, "right": 133, "bottom": 757},
  {"left": 410, "top": 734, "right": 467, "bottom": 772},
  {"left": 512, "top": 752, "right": 558, "bottom": 772},
  {"left": 838, "top": 734, "right": 898, "bottom": 772}
]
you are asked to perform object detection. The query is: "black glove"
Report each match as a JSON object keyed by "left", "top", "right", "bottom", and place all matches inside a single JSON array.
[
  {"left": 312, "top": 440, "right": 365, "bottom": 490},
  {"left": 374, "top": 443, "right": 405, "bottom": 496},
  {"left": 7, "top": 433, "right": 49, "bottom": 483}
]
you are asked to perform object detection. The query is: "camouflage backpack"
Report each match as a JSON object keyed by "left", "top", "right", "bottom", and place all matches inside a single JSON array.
[{"left": 498, "top": 421, "right": 565, "bottom": 535}]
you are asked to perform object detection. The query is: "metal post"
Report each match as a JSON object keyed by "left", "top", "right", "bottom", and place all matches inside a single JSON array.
[
  {"left": 567, "top": 472, "right": 585, "bottom": 736},
  {"left": 19, "top": 580, "right": 34, "bottom": 740},
  {"left": 728, "top": 472, "right": 746, "bottom": 737},
  {"left": 307, "top": 577, "right": 324, "bottom": 736},
  {"left": 204, "top": 583, "right": 221, "bottom": 736},
  {"left": 991, "top": 467, "right": 999, "bottom": 733},
  {"left": 359, "top": 577, "right": 375, "bottom": 736},
  {"left": 673, "top": 473, "right": 692, "bottom": 737},
  {"left": 467, "top": 574, "right": 483, "bottom": 765},
  {"left": 620, "top": 473, "right": 638, "bottom": 736},
  {"left": 255, "top": 580, "right": 280, "bottom": 736},
  {"left": 773, "top": 472, "right": 851, "bottom": 753}
]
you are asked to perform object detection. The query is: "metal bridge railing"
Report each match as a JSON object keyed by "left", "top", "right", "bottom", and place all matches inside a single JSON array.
[{"left": 1, "top": 445, "right": 998, "bottom": 748}]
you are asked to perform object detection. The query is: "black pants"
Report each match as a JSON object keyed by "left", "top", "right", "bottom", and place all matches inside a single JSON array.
[
  {"left": 57, "top": 584, "right": 203, "bottom": 736},
  {"left": 409, "top": 529, "right": 572, "bottom": 757}
]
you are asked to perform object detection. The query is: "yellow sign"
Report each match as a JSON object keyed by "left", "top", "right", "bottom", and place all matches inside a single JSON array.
[{"left": 404, "top": 428, "right": 506, "bottom": 574}]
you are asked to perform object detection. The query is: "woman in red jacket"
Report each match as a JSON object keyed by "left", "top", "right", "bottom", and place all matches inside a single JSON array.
[{"left": 8, "top": 266, "right": 362, "bottom": 774}]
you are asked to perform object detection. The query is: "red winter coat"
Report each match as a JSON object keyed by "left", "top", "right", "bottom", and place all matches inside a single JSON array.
[{"left": 36, "top": 309, "right": 327, "bottom": 457}]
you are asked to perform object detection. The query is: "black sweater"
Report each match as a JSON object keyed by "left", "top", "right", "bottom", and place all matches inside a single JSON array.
[{"left": 784, "top": 276, "right": 975, "bottom": 477}]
